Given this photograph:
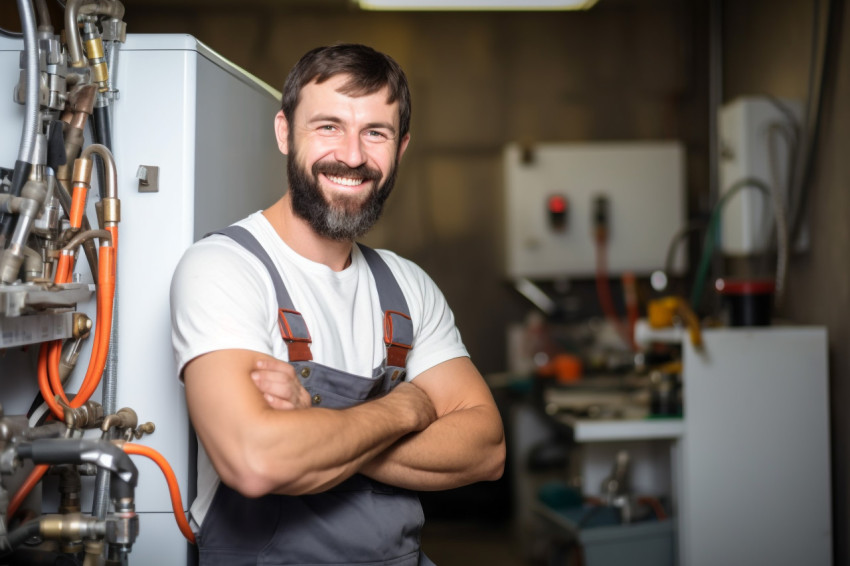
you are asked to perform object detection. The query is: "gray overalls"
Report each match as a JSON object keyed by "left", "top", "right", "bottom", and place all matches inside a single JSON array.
[{"left": 197, "top": 226, "right": 434, "bottom": 566}]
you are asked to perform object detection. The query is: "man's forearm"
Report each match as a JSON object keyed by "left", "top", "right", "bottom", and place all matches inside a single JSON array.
[
  {"left": 185, "top": 350, "right": 436, "bottom": 498},
  {"left": 359, "top": 404, "right": 505, "bottom": 491}
]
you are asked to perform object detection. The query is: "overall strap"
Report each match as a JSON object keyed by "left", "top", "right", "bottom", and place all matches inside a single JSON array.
[
  {"left": 358, "top": 244, "right": 414, "bottom": 368},
  {"left": 208, "top": 225, "right": 313, "bottom": 362}
]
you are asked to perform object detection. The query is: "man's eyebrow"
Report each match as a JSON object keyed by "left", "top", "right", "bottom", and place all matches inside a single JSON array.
[{"left": 308, "top": 114, "right": 344, "bottom": 125}]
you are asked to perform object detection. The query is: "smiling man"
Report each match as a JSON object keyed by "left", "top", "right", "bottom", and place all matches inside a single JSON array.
[{"left": 170, "top": 44, "right": 506, "bottom": 566}]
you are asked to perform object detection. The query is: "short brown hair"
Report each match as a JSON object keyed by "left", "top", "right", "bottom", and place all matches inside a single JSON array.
[{"left": 281, "top": 43, "right": 411, "bottom": 139}]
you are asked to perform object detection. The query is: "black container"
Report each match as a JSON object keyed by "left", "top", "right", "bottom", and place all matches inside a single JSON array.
[{"left": 715, "top": 278, "right": 775, "bottom": 327}]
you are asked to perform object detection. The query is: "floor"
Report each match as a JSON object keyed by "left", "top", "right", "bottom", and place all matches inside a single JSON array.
[{"left": 421, "top": 520, "right": 528, "bottom": 566}]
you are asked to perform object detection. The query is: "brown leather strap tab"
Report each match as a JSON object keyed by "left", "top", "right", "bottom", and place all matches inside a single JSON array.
[
  {"left": 386, "top": 344, "right": 410, "bottom": 368},
  {"left": 278, "top": 309, "right": 313, "bottom": 362},
  {"left": 286, "top": 341, "right": 313, "bottom": 362}
]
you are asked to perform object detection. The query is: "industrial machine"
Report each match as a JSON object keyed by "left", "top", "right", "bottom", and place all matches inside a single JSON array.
[{"left": 0, "top": 2, "right": 283, "bottom": 564}]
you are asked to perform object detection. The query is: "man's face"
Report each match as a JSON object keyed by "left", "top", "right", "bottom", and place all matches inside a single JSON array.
[{"left": 275, "top": 75, "right": 410, "bottom": 241}]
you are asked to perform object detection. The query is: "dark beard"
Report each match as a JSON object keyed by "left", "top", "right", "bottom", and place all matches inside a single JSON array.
[{"left": 287, "top": 149, "right": 398, "bottom": 241}]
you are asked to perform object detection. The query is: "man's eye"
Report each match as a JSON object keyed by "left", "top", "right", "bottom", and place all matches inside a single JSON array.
[
  {"left": 365, "top": 130, "right": 388, "bottom": 141},
  {"left": 318, "top": 125, "right": 338, "bottom": 134}
]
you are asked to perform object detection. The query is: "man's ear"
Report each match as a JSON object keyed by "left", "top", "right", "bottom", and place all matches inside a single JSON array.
[
  {"left": 274, "top": 110, "right": 290, "bottom": 155},
  {"left": 397, "top": 133, "right": 411, "bottom": 162}
]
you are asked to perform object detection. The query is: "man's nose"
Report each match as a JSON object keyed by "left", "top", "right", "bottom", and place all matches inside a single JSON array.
[{"left": 334, "top": 132, "right": 366, "bottom": 168}]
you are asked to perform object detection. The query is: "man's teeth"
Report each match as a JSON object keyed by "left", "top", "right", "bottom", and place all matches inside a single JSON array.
[{"left": 327, "top": 175, "right": 365, "bottom": 187}]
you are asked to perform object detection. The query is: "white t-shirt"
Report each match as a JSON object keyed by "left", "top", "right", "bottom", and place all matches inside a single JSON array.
[{"left": 169, "top": 211, "right": 469, "bottom": 526}]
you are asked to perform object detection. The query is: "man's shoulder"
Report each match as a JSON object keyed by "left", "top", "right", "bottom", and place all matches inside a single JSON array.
[{"left": 175, "top": 213, "right": 269, "bottom": 277}]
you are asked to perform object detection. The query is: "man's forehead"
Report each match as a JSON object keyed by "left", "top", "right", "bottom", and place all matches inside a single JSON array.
[
  {"left": 297, "top": 77, "right": 399, "bottom": 121},
  {"left": 304, "top": 75, "right": 393, "bottom": 103}
]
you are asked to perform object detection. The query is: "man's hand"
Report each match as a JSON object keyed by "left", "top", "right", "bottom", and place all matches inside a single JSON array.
[
  {"left": 250, "top": 359, "right": 436, "bottom": 433},
  {"left": 389, "top": 381, "right": 438, "bottom": 432},
  {"left": 250, "top": 358, "right": 312, "bottom": 410}
]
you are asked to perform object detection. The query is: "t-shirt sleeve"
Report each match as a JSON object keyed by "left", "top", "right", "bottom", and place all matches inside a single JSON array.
[
  {"left": 385, "top": 254, "right": 469, "bottom": 380},
  {"left": 170, "top": 237, "right": 277, "bottom": 379}
]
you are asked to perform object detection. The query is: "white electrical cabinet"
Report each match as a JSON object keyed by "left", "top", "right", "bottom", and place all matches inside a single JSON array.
[
  {"left": 678, "top": 326, "right": 831, "bottom": 566},
  {"left": 0, "top": 34, "right": 284, "bottom": 564},
  {"left": 504, "top": 141, "right": 686, "bottom": 279},
  {"left": 717, "top": 96, "right": 803, "bottom": 255}
]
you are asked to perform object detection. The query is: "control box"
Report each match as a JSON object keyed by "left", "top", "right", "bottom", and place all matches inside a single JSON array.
[{"left": 504, "top": 141, "right": 686, "bottom": 279}]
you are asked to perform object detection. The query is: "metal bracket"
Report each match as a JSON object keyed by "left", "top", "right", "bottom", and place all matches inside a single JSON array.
[{"left": 136, "top": 165, "right": 159, "bottom": 193}]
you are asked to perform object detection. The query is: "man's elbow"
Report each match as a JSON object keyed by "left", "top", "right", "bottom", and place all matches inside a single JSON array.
[
  {"left": 482, "top": 436, "right": 507, "bottom": 481},
  {"left": 216, "top": 451, "right": 302, "bottom": 499}
]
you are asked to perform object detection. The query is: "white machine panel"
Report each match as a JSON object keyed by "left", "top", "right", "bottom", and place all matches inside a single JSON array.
[
  {"left": 679, "top": 327, "right": 831, "bottom": 566},
  {"left": 504, "top": 141, "right": 686, "bottom": 279},
  {"left": 0, "top": 34, "right": 284, "bottom": 564},
  {"left": 718, "top": 96, "right": 803, "bottom": 255}
]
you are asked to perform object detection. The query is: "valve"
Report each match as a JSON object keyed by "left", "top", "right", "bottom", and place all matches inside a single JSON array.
[
  {"left": 60, "top": 399, "right": 104, "bottom": 431},
  {"left": 101, "top": 407, "right": 155, "bottom": 441}
]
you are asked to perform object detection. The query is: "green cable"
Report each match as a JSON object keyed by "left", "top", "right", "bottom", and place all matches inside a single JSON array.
[{"left": 690, "top": 178, "right": 771, "bottom": 311}]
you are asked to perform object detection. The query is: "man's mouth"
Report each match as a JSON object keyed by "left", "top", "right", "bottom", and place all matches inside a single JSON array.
[{"left": 325, "top": 174, "right": 367, "bottom": 188}]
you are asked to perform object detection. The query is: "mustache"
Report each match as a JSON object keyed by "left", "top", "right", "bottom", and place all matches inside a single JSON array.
[{"left": 312, "top": 161, "right": 382, "bottom": 182}]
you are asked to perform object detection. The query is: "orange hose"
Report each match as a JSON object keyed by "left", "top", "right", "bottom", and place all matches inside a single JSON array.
[
  {"left": 38, "top": 343, "right": 65, "bottom": 420},
  {"left": 68, "top": 184, "right": 87, "bottom": 229},
  {"left": 47, "top": 341, "right": 70, "bottom": 414},
  {"left": 594, "top": 239, "right": 633, "bottom": 349},
  {"left": 73, "top": 245, "right": 114, "bottom": 404},
  {"left": 6, "top": 464, "right": 48, "bottom": 522},
  {"left": 123, "top": 443, "right": 196, "bottom": 544}
]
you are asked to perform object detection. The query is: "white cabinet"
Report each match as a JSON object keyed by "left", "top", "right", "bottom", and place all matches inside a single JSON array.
[{"left": 678, "top": 327, "right": 831, "bottom": 566}]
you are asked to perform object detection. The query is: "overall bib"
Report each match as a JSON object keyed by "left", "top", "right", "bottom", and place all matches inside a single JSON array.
[{"left": 196, "top": 226, "right": 434, "bottom": 566}]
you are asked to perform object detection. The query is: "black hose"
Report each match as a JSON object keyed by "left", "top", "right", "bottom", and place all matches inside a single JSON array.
[
  {"left": 5, "top": 519, "right": 40, "bottom": 551},
  {"left": 0, "top": 28, "right": 24, "bottom": 38},
  {"left": 91, "top": 107, "right": 113, "bottom": 200}
]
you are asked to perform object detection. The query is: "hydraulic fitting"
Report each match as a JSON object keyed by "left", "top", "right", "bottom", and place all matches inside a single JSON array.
[
  {"left": 97, "top": 197, "right": 120, "bottom": 225},
  {"left": 101, "top": 407, "right": 137, "bottom": 434},
  {"left": 0, "top": 177, "right": 48, "bottom": 284},
  {"left": 39, "top": 513, "right": 105, "bottom": 541},
  {"left": 58, "top": 465, "right": 82, "bottom": 514},
  {"left": 82, "top": 23, "right": 109, "bottom": 92},
  {"left": 72, "top": 155, "right": 94, "bottom": 187},
  {"left": 72, "top": 312, "right": 93, "bottom": 339},
  {"left": 62, "top": 400, "right": 104, "bottom": 431},
  {"left": 105, "top": 506, "right": 139, "bottom": 550}
]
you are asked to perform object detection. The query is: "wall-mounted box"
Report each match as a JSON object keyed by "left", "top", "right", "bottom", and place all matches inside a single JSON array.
[
  {"left": 504, "top": 141, "right": 686, "bottom": 279},
  {"left": 717, "top": 96, "right": 803, "bottom": 255}
]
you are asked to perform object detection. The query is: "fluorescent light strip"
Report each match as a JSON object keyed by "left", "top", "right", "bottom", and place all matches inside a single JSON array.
[{"left": 358, "top": 0, "right": 598, "bottom": 10}]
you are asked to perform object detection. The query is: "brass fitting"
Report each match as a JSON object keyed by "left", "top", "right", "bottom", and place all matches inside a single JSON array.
[
  {"left": 84, "top": 36, "right": 109, "bottom": 90},
  {"left": 62, "top": 399, "right": 104, "bottom": 431},
  {"left": 72, "top": 158, "right": 93, "bottom": 186},
  {"left": 72, "top": 313, "right": 93, "bottom": 339},
  {"left": 101, "top": 407, "right": 137, "bottom": 434},
  {"left": 97, "top": 197, "right": 121, "bottom": 224},
  {"left": 39, "top": 513, "right": 105, "bottom": 541}
]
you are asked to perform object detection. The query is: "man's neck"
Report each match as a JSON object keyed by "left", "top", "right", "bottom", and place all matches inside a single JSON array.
[{"left": 263, "top": 195, "right": 353, "bottom": 272}]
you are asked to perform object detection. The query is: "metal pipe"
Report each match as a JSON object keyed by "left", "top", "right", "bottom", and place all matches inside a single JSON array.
[
  {"left": 0, "top": 175, "right": 48, "bottom": 283},
  {"left": 34, "top": 0, "right": 52, "bottom": 31},
  {"left": 79, "top": 144, "right": 117, "bottom": 200},
  {"left": 16, "top": 0, "right": 40, "bottom": 164},
  {"left": 62, "top": 229, "right": 112, "bottom": 252}
]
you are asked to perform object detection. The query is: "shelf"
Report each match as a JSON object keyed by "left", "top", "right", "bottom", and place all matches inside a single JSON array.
[{"left": 553, "top": 413, "right": 684, "bottom": 443}]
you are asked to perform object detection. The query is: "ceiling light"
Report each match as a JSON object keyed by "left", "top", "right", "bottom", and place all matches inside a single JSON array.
[{"left": 356, "top": 0, "right": 599, "bottom": 11}]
